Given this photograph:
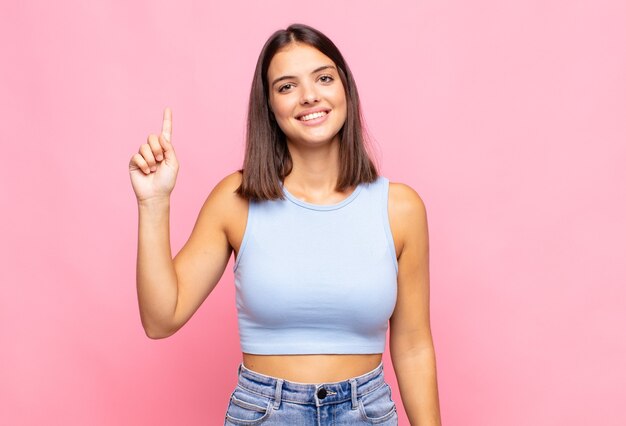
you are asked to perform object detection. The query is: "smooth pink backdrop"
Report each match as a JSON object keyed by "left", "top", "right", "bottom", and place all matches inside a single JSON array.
[{"left": 2, "top": 1, "right": 625, "bottom": 425}]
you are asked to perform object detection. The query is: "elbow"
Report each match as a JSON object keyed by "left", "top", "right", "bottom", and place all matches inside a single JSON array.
[
  {"left": 142, "top": 321, "right": 178, "bottom": 340},
  {"left": 145, "top": 328, "right": 174, "bottom": 340}
]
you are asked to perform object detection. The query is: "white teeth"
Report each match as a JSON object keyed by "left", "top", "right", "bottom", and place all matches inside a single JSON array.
[{"left": 299, "top": 111, "right": 327, "bottom": 121}]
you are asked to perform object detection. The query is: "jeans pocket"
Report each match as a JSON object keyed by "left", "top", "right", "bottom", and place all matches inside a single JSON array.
[
  {"left": 358, "top": 383, "right": 398, "bottom": 424},
  {"left": 224, "top": 387, "right": 274, "bottom": 425}
]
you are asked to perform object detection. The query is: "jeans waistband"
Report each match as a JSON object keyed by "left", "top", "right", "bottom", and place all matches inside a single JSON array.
[{"left": 236, "top": 361, "right": 386, "bottom": 409}]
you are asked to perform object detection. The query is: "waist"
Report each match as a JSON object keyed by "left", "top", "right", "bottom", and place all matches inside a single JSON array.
[
  {"left": 241, "top": 353, "right": 383, "bottom": 383},
  {"left": 236, "top": 359, "right": 387, "bottom": 405}
]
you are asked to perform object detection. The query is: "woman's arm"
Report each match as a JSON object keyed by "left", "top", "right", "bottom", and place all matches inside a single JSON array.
[
  {"left": 135, "top": 177, "right": 235, "bottom": 339},
  {"left": 388, "top": 182, "right": 442, "bottom": 426},
  {"left": 130, "top": 108, "right": 237, "bottom": 339}
]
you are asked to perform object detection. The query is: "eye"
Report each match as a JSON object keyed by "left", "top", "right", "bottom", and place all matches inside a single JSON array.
[
  {"left": 278, "top": 83, "right": 294, "bottom": 93},
  {"left": 319, "top": 75, "right": 334, "bottom": 83}
]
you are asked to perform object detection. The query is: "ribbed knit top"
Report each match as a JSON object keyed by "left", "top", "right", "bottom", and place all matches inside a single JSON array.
[{"left": 233, "top": 175, "right": 398, "bottom": 354}]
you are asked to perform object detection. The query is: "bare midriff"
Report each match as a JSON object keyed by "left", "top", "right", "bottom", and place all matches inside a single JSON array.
[{"left": 241, "top": 353, "right": 383, "bottom": 383}]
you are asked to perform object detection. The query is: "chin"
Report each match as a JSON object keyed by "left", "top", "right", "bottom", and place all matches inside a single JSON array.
[
  {"left": 292, "top": 132, "right": 341, "bottom": 145},
  {"left": 288, "top": 128, "right": 343, "bottom": 146}
]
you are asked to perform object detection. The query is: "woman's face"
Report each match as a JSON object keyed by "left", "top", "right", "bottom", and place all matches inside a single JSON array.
[{"left": 267, "top": 43, "right": 347, "bottom": 147}]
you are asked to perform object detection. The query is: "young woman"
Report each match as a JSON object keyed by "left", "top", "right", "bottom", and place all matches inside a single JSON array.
[{"left": 129, "top": 24, "right": 441, "bottom": 425}]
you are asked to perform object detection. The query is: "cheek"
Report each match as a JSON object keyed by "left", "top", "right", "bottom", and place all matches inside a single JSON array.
[
  {"left": 270, "top": 97, "right": 295, "bottom": 121},
  {"left": 328, "top": 84, "right": 347, "bottom": 111},
  {"left": 332, "top": 90, "right": 347, "bottom": 119},
  {"left": 339, "top": 93, "right": 347, "bottom": 113}
]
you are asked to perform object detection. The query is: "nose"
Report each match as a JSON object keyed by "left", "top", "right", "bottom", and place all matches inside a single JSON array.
[{"left": 300, "top": 83, "right": 320, "bottom": 105}]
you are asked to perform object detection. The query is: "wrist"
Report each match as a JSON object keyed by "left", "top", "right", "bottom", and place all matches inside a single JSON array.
[{"left": 137, "top": 196, "right": 171, "bottom": 210}]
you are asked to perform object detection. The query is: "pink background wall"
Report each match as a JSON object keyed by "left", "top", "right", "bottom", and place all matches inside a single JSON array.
[{"left": 2, "top": 0, "right": 625, "bottom": 425}]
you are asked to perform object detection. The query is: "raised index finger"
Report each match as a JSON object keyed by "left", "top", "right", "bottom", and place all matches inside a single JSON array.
[{"left": 161, "top": 107, "right": 172, "bottom": 142}]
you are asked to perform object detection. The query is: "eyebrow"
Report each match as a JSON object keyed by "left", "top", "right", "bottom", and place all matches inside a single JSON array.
[{"left": 271, "top": 65, "right": 337, "bottom": 88}]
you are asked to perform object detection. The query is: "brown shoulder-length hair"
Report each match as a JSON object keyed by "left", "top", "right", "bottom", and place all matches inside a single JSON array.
[{"left": 235, "top": 23, "right": 379, "bottom": 201}]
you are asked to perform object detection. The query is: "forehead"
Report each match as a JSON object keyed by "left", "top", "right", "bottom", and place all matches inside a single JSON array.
[{"left": 267, "top": 43, "right": 336, "bottom": 78}]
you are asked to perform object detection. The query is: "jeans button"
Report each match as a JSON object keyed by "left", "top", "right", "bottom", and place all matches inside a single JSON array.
[{"left": 317, "top": 387, "right": 327, "bottom": 399}]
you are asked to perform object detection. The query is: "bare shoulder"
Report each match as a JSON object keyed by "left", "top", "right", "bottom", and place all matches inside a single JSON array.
[
  {"left": 211, "top": 169, "right": 244, "bottom": 195},
  {"left": 200, "top": 170, "right": 247, "bottom": 224},
  {"left": 388, "top": 181, "right": 427, "bottom": 218},
  {"left": 210, "top": 170, "right": 245, "bottom": 201},
  {"left": 387, "top": 181, "right": 428, "bottom": 257},
  {"left": 196, "top": 171, "right": 248, "bottom": 253}
]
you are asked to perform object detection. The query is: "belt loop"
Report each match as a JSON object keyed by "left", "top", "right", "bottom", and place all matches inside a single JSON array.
[
  {"left": 350, "top": 378, "right": 358, "bottom": 410},
  {"left": 237, "top": 363, "right": 242, "bottom": 376},
  {"left": 273, "top": 379, "right": 284, "bottom": 409}
]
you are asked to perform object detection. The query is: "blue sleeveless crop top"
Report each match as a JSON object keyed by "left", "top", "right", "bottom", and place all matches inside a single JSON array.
[{"left": 233, "top": 175, "right": 398, "bottom": 355}]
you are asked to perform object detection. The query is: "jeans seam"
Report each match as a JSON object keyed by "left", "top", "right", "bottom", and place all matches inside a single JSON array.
[{"left": 236, "top": 384, "right": 276, "bottom": 401}]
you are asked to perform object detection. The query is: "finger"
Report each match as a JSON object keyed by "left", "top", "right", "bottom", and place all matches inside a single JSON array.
[
  {"left": 158, "top": 133, "right": 176, "bottom": 161},
  {"left": 130, "top": 153, "right": 151, "bottom": 174},
  {"left": 139, "top": 143, "right": 157, "bottom": 171},
  {"left": 147, "top": 133, "right": 164, "bottom": 162},
  {"left": 161, "top": 107, "right": 172, "bottom": 142}
]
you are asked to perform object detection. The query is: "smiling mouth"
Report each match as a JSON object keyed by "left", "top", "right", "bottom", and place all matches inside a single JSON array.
[{"left": 297, "top": 111, "right": 329, "bottom": 121}]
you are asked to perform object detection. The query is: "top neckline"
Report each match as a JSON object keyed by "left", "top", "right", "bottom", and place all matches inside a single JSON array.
[{"left": 281, "top": 181, "right": 365, "bottom": 211}]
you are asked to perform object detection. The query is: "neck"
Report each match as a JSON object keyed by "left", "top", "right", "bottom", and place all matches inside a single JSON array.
[
  {"left": 284, "top": 136, "right": 352, "bottom": 203},
  {"left": 284, "top": 136, "right": 341, "bottom": 194}
]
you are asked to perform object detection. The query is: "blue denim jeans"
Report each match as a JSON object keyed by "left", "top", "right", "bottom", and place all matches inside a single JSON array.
[{"left": 224, "top": 361, "right": 398, "bottom": 425}]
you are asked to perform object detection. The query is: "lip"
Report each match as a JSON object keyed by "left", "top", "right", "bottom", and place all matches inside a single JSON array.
[
  {"left": 295, "top": 107, "right": 331, "bottom": 120},
  {"left": 296, "top": 110, "right": 330, "bottom": 126},
  {"left": 295, "top": 108, "right": 332, "bottom": 127}
]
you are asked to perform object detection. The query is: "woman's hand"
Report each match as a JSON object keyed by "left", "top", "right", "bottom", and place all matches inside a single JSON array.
[{"left": 129, "top": 107, "right": 179, "bottom": 203}]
